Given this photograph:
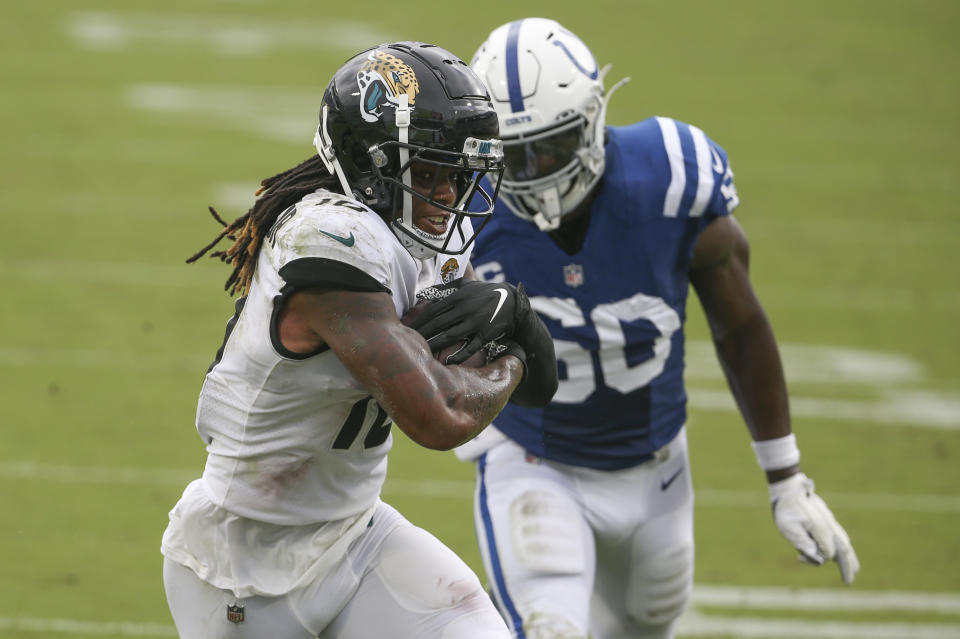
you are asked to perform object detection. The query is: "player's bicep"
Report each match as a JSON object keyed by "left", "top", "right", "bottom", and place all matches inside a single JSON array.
[
  {"left": 690, "top": 215, "right": 747, "bottom": 272},
  {"left": 303, "top": 289, "right": 435, "bottom": 392},
  {"left": 689, "top": 216, "right": 761, "bottom": 340}
]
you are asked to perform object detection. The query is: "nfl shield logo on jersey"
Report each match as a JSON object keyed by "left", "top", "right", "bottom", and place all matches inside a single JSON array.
[
  {"left": 226, "top": 603, "right": 245, "bottom": 624},
  {"left": 563, "top": 264, "right": 584, "bottom": 287}
]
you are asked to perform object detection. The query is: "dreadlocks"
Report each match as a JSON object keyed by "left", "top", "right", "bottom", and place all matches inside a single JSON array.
[{"left": 187, "top": 155, "right": 337, "bottom": 296}]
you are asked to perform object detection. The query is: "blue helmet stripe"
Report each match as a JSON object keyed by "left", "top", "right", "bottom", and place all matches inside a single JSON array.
[{"left": 505, "top": 20, "right": 525, "bottom": 113}]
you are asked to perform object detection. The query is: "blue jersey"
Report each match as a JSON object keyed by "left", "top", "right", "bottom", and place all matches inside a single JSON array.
[{"left": 471, "top": 117, "right": 740, "bottom": 470}]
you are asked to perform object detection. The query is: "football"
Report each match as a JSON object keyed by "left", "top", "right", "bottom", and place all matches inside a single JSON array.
[
  {"left": 435, "top": 341, "right": 488, "bottom": 368},
  {"left": 401, "top": 302, "right": 487, "bottom": 367}
]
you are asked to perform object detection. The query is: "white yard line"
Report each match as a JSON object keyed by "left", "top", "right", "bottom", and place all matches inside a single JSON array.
[
  {"left": 694, "top": 488, "right": 960, "bottom": 514},
  {"left": 0, "top": 617, "right": 176, "bottom": 637},
  {"left": 2, "top": 333, "right": 959, "bottom": 431},
  {"left": 758, "top": 285, "right": 960, "bottom": 313},
  {"left": 3, "top": 585, "right": 959, "bottom": 638},
  {"left": 688, "top": 387, "right": 960, "bottom": 430},
  {"left": 124, "top": 83, "right": 316, "bottom": 142},
  {"left": 676, "top": 612, "right": 960, "bottom": 639},
  {"left": 2, "top": 462, "right": 958, "bottom": 514},
  {"left": 66, "top": 11, "right": 398, "bottom": 55},
  {"left": 8, "top": 351, "right": 958, "bottom": 430},
  {"left": 684, "top": 341, "right": 925, "bottom": 385},
  {"left": 691, "top": 584, "right": 960, "bottom": 613}
]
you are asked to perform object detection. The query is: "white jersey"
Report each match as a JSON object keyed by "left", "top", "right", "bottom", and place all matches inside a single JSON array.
[{"left": 162, "top": 189, "right": 472, "bottom": 597}]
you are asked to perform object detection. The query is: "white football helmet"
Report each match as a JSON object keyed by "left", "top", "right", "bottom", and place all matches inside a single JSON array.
[{"left": 471, "top": 18, "right": 628, "bottom": 230}]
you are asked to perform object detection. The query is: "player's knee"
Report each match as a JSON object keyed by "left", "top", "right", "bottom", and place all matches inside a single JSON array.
[
  {"left": 627, "top": 543, "right": 693, "bottom": 627},
  {"left": 438, "top": 601, "right": 511, "bottom": 639},
  {"left": 509, "top": 489, "right": 585, "bottom": 574},
  {"left": 522, "top": 611, "right": 587, "bottom": 639}
]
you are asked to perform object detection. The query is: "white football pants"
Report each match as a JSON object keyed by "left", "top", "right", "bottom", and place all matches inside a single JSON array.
[
  {"left": 473, "top": 427, "right": 694, "bottom": 639},
  {"left": 164, "top": 501, "right": 509, "bottom": 638}
]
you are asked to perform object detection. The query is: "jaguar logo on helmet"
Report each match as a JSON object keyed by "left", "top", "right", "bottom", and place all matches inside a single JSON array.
[{"left": 357, "top": 50, "right": 420, "bottom": 123}]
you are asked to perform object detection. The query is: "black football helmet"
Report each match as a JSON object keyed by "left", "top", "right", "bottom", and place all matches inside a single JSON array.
[{"left": 314, "top": 42, "right": 504, "bottom": 259}]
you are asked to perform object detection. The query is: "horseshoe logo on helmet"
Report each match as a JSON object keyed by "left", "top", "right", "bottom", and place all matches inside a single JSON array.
[{"left": 552, "top": 36, "right": 598, "bottom": 80}]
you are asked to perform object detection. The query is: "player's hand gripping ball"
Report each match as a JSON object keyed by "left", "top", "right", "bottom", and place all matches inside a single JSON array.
[{"left": 401, "top": 299, "right": 488, "bottom": 367}]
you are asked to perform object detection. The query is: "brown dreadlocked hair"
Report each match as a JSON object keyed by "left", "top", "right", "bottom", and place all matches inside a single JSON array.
[{"left": 187, "top": 155, "right": 337, "bottom": 296}]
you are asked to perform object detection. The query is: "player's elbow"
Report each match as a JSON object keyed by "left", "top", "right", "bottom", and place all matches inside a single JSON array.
[{"left": 395, "top": 412, "right": 483, "bottom": 451}]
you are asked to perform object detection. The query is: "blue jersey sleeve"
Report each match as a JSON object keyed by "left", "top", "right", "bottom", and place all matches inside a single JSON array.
[{"left": 650, "top": 116, "right": 740, "bottom": 219}]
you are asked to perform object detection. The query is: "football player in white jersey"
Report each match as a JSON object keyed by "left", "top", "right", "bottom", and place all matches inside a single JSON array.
[
  {"left": 413, "top": 19, "right": 859, "bottom": 639},
  {"left": 161, "top": 42, "right": 557, "bottom": 639}
]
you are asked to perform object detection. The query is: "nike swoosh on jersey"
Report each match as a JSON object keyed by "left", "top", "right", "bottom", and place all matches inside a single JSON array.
[
  {"left": 318, "top": 229, "right": 356, "bottom": 247},
  {"left": 660, "top": 466, "right": 684, "bottom": 491},
  {"left": 489, "top": 288, "right": 509, "bottom": 323}
]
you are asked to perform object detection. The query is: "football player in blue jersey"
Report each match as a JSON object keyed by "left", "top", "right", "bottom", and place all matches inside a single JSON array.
[{"left": 438, "top": 17, "right": 859, "bottom": 639}]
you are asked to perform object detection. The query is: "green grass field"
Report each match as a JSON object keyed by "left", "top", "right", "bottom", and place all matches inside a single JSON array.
[{"left": 2, "top": 1, "right": 958, "bottom": 637}]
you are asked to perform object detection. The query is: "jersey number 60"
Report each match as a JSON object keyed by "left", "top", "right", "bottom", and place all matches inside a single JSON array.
[{"left": 530, "top": 294, "right": 681, "bottom": 403}]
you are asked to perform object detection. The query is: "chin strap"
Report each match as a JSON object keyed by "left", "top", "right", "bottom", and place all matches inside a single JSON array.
[
  {"left": 532, "top": 187, "right": 563, "bottom": 231},
  {"left": 314, "top": 105, "right": 353, "bottom": 197},
  {"left": 395, "top": 94, "right": 413, "bottom": 229},
  {"left": 393, "top": 94, "right": 437, "bottom": 260}
]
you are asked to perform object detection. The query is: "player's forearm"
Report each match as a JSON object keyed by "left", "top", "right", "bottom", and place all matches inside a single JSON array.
[
  {"left": 715, "top": 317, "right": 800, "bottom": 483},
  {"left": 391, "top": 356, "right": 523, "bottom": 450},
  {"left": 712, "top": 309, "right": 791, "bottom": 443}
]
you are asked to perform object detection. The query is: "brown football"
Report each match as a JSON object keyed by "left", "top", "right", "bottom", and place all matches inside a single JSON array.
[
  {"left": 401, "top": 302, "right": 486, "bottom": 367},
  {"left": 436, "top": 341, "right": 488, "bottom": 368}
]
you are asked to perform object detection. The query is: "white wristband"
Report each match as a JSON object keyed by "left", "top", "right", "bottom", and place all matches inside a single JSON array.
[{"left": 751, "top": 434, "right": 800, "bottom": 471}]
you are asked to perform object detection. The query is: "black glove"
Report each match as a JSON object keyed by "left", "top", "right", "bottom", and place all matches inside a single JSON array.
[
  {"left": 407, "top": 280, "right": 525, "bottom": 361},
  {"left": 485, "top": 339, "right": 527, "bottom": 368},
  {"left": 409, "top": 280, "right": 558, "bottom": 407},
  {"left": 504, "top": 289, "right": 558, "bottom": 407}
]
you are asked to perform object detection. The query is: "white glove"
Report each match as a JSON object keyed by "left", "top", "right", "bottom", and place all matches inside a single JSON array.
[{"left": 768, "top": 472, "right": 860, "bottom": 584}]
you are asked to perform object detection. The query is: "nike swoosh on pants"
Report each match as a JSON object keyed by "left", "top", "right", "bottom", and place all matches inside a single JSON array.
[{"left": 660, "top": 466, "right": 684, "bottom": 491}]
